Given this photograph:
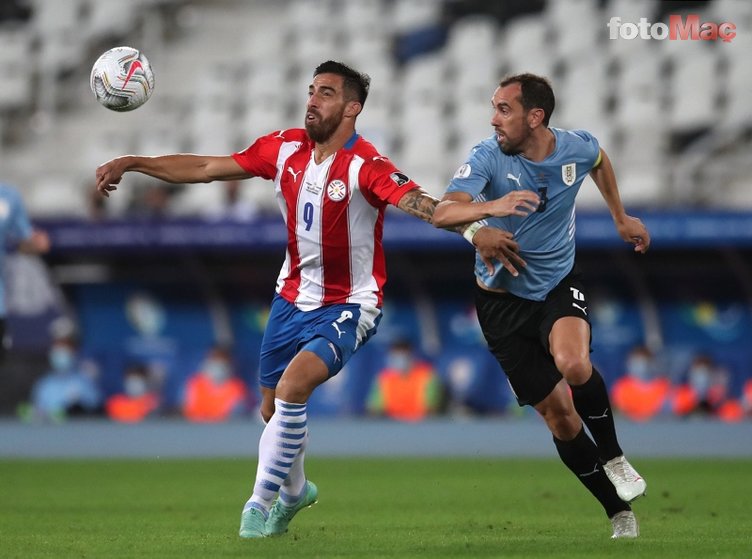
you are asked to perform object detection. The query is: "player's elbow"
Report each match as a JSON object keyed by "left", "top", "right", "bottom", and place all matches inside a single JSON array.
[{"left": 431, "top": 201, "right": 455, "bottom": 228}]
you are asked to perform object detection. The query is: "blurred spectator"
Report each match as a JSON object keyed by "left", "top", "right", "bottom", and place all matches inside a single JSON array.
[
  {"left": 367, "top": 338, "right": 441, "bottom": 421},
  {"left": 105, "top": 363, "right": 160, "bottom": 423},
  {"left": 611, "top": 346, "right": 670, "bottom": 422},
  {"left": 1, "top": 183, "right": 50, "bottom": 363},
  {"left": 201, "top": 180, "right": 260, "bottom": 222},
  {"left": 124, "top": 291, "right": 177, "bottom": 402},
  {"left": 440, "top": 350, "right": 510, "bottom": 417},
  {"left": 182, "top": 345, "right": 251, "bottom": 422},
  {"left": 126, "top": 183, "right": 178, "bottom": 220},
  {"left": 21, "top": 335, "right": 102, "bottom": 422},
  {"left": 671, "top": 354, "right": 742, "bottom": 420},
  {"left": 742, "top": 379, "right": 752, "bottom": 419}
]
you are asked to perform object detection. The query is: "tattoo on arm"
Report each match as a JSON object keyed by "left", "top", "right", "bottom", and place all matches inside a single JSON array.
[{"left": 397, "top": 189, "right": 467, "bottom": 234}]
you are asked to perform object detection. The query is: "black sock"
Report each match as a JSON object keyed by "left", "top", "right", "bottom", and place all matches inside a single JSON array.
[
  {"left": 553, "top": 427, "right": 630, "bottom": 518},
  {"left": 570, "top": 368, "right": 622, "bottom": 462}
]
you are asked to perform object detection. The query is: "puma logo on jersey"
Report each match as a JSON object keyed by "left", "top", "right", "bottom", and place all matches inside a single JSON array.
[
  {"left": 506, "top": 172, "right": 522, "bottom": 187},
  {"left": 287, "top": 167, "right": 302, "bottom": 181},
  {"left": 572, "top": 302, "right": 588, "bottom": 315}
]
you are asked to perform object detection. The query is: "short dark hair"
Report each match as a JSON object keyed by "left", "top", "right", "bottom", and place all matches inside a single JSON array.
[
  {"left": 314, "top": 60, "right": 370, "bottom": 106},
  {"left": 500, "top": 73, "right": 555, "bottom": 126}
]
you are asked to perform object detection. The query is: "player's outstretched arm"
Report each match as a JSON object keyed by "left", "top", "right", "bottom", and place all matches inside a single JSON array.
[
  {"left": 95, "top": 154, "right": 250, "bottom": 197},
  {"left": 396, "top": 188, "right": 526, "bottom": 276},
  {"left": 432, "top": 191, "right": 539, "bottom": 228},
  {"left": 589, "top": 149, "right": 651, "bottom": 253}
]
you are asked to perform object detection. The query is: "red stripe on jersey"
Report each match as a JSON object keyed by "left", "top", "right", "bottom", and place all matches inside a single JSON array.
[
  {"left": 278, "top": 147, "right": 311, "bottom": 303},
  {"left": 371, "top": 210, "right": 386, "bottom": 307},
  {"left": 321, "top": 153, "right": 353, "bottom": 305}
]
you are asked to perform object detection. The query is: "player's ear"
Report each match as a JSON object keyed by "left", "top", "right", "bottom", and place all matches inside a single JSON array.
[
  {"left": 527, "top": 107, "right": 545, "bottom": 129},
  {"left": 344, "top": 100, "right": 362, "bottom": 118}
]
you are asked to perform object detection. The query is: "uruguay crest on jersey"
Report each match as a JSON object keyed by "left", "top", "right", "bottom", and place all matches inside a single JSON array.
[{"left": 562, "top": 162, "right": 577, "bottom": 186}]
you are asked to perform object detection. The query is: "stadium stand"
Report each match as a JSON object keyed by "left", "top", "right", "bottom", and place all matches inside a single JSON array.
[{"left": 0, "top": 0, "right": 749, "bottom": 214}]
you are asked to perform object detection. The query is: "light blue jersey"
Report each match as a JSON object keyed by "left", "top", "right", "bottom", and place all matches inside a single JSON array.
[
  {"left": 447, "top": 128, "right": 600, "bottom": 301},
  {"left": 0, "top": 184, "right": 33, "bottom": 316}
]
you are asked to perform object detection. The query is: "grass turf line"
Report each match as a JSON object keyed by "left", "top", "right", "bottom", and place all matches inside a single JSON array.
[{"left": 0, "top": 457, "right": 749, "bottom": 558}]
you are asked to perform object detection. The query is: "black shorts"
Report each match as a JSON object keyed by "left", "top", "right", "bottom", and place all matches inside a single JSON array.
[{"left": 475, "top": 268, "right": 591, "bottom": 407}]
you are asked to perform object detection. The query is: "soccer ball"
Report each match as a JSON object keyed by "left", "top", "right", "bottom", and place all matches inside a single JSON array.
[{"left": 90, "top": 46, "right": 155, "bottom": 112}]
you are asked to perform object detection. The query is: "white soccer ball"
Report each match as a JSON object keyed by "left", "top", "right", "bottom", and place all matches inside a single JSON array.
[{"left": 90, "top": 46, "right": 155, "bottom": 112}]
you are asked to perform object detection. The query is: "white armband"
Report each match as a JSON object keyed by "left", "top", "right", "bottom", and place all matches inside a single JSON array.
[{"left": 462, "top": 221, "right": 484, "bottom": 245}]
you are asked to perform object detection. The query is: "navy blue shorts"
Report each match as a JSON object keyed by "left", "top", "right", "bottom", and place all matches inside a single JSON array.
[{"left": 258, "top": 294, "right": 382, "bottom": 389}]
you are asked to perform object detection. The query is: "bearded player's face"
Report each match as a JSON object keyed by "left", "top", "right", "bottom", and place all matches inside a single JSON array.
[
  {"left": 305, "top": 73, "right": 348, "bottom": 143},
  {"left": 490, "top": 83, "right": 533, "bottom": 156}
]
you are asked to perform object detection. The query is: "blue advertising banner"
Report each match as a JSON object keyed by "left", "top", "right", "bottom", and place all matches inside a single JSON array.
[{"left": 36, "top": 210, "right": 752, "bottom": 253}]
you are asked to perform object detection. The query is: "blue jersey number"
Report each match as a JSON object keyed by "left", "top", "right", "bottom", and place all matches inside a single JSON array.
[
  {"left": 537, "top": 187, "right": 549, "bottom": 213},
  {"left": 303, "top": 202, "right": 314, "bottom": 231}
]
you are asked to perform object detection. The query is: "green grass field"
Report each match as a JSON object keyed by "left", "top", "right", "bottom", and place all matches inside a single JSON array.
[{"left": 0, "top": 457, "right": 749, "bottom": 558}]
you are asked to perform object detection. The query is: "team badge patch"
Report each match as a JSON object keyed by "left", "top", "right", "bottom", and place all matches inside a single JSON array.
[
  {"left": 453, "top": 163, "right": 471, "bottom": 179},
  {"left": 562, "top": 163, "right": 576, "bottom": 186},
  {"left": 326, "top": 179, "right": 347, "bottom": 202},
  {"left": 389, "top": 172, "right": 410, "bottom": 187}
]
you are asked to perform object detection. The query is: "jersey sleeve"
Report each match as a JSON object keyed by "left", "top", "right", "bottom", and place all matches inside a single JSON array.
[
  {"left": 358, "top": 156, "right": 419, "bottom": 207},
  {"left": 7, "top": 189, "right": 33, "bottom": 242},
  {"left": 570, "top": 129, "right": 601, "bottom": 171},
  {"left": 231, "top": 131, "right": 286, "bottom": 180},
  {"left": 445, "top": 143, "right": 494, "bottom": 199}
]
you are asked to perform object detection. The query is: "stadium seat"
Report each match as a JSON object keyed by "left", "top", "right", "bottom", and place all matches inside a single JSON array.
[
  {"left": 556, "top": 54, "right": 609, "bottom": 134},
  {"left": 667, "top": 42, "right": 720, "bottom": 134},
  {"left": 501, "top": 14, "right": 554, "bottom": 77},
  {"left": 0, "top": 30, "right": 32, "bottom": 110},
  {"left": 392, "top": 0, "right": 442, "bottom": 34},
  {"left": 545, "top": 0, "right": 600, "bottom": 60}
]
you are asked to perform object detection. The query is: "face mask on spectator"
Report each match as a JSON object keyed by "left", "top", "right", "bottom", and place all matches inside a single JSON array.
[
  {"left": 387, "top": 352, "right": 412, "bottom": 373},
  {"left": 627, "top": 356, "right": 651, "bottom": 381},
  {"left": 204, "top": 360, "right": 230, "bottom": 383},
  {"left": 49, "top": 346, "right": 74, "bottom": 372},
  {"left": 124, "top": 376, "right": 148, "bottom": 397}
]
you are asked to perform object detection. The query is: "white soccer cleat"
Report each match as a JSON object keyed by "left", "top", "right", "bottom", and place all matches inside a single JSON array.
[
  {"left": 610, "top": 510, "right": 639, "bottom": 539},
  {"left": 603, "top": 455, "right": 647, "bottom": 502}
]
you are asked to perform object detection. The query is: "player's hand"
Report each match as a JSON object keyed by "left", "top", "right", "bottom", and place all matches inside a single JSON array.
[
  {"left": 30, "top": 229, "right": 51, "bottom": 253},
  {"left": 615, "top": 215, "right": 650, "bottom": 253},
  {"left": 472, "top": 226, "right": 526, "bottom": 277},
  {"left": 95, "top": 157, "right": 127, "bottom": 197},
  {"left": 486, "top": 190, "right": 540, "bottom": 218}
]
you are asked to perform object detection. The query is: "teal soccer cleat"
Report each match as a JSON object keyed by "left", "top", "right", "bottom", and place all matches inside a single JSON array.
[
  {"left": 266, "top": 480, "right": 319, "bottom": 536},
  {"left": 239, "top": 507, "right": 268, "bottom": 538}
]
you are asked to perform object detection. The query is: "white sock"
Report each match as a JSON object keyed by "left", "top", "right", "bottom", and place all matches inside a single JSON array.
[
  {"left": 280, "top": 431, "right": 308, "bottom": 505},
  {"left": 244, "top": 399, "right": 307, "bottom": 515}
]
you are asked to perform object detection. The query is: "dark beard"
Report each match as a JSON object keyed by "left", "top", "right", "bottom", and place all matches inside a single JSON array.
[
  {"left": 498, "top": 140, "right": 522, "bottom": 156},
  {"left": 305, "top": 113, "right": 341, "bottom": 143}
]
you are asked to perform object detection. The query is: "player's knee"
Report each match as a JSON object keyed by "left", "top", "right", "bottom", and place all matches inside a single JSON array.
[{"left": 553, "top": 352, "right": 591, "bottom": 385}]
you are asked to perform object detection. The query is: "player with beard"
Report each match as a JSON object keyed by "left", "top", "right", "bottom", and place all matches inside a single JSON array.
[
  {"left": 432, "top": 73, "right": 650, "bottom": 539},
  {"left": 95, "top": 61, "right": 538, "bottom": 538}
]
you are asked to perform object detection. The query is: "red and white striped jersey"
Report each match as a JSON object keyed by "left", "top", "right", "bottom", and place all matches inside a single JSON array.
[{"left": 232, "top": 129, "right": 417, "bottom": 311}]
